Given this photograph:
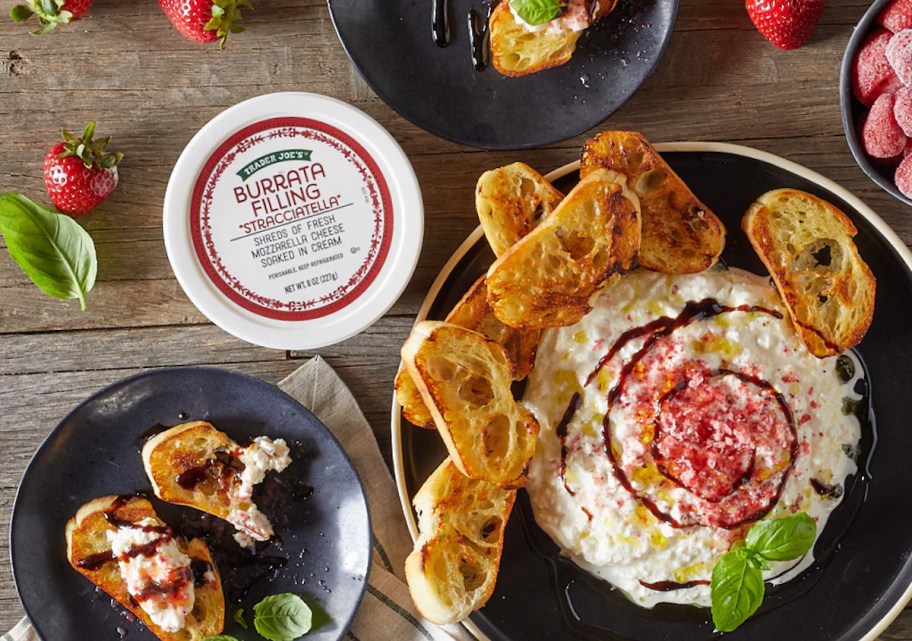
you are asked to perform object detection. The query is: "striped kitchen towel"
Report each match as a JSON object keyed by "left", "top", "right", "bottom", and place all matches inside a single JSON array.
[{"left": 6, "top": 356, "right": 473, "bottom": 641}]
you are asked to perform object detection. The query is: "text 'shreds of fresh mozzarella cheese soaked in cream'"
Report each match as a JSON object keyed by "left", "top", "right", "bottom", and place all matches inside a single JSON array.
[{"left": 523, "top": 268, "right": 862, "bottom": 608}]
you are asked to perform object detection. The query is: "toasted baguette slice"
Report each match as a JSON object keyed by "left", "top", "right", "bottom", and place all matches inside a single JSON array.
[
  {"left": 490, "top": 1, "right": 584, "bottom": 77},
  {"left": 405, "top": 458, "right": 517, "bottom": 624},
  {"left": 396, "top": 367, "right": 436, "bottom": 430},
  {"left": 476, "top": 162, "right": 564, "bottom": 257},
  {"left": 447, "top": 275, "right": 541, "bottom": 379},
  {"left": 581, "top": 131, "right": 726, "bottom": 273},
  {"left": 397, "top": 275, "right": 541, "bottom": 429},
  {"left": 66, "top": 495, "right": 224, "bottom": 641},
  {"left": 402, "top": 321, "right": 539, "bottom": 489},
  {"left": 142, "top": 421, "right": 287, "bottom": 542},
  {"left": 485, "top": 168, "right": 641, "bottom": 329},
  {"left": 742, "top": 189, "right": 876, "bottom": 357}
]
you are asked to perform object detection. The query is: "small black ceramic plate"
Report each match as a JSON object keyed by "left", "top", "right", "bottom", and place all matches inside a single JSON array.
[
  {"left": 326, "top": 0, "right": 678, "bottom": 149},
  {"left": 392, "top": 143, "right": 912, "bottom": 641},
  {"left": 11, "top": 367, "right": 371, "bottom": 641}
]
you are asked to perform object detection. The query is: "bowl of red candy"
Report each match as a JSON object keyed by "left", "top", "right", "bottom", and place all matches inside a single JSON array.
[{"left": 842, "top": 0, "right": 912, "bottom": 205}]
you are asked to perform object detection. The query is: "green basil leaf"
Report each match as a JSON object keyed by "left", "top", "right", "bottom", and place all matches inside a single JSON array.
[
  {"left": 202, "top": 637, "right": 241, "bottom": 641},
  {"left": 233, "top": 607, "right": 248, "bottom": 629},
  {"left": 711, "top": 551, "right": 765, "bottom": 632},
  {"left": 745, "top": 513, "right": 816, "bottom": 561},
  {"left": 253, "top": 593, "right": 313, "bottom": 641},
  {"left": 509, "top": 0, "right": 565, "bottom": 25},
  {"left": 0, "top": 193, "right": 96, "bottom": 310}
]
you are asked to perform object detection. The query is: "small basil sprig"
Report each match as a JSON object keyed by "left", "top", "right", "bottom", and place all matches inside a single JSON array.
[
  {"left": 0, "top": 193, "right": 97, "bottom": 310},
  {"left": 711, "top": 513, "right": 816, "bottom": 632},
  {"left": 510, "top": 0, "right": 566, "bottom": 25},
  {"left": 253, "top": 593, "right": 313, "bottom": 641},
  {"left": 233, "top": 607, "right": 249, "bottom": 629}
]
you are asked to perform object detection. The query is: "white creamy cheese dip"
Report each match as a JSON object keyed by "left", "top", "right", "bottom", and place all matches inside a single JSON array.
[
  {"left": 229, "top": 436, "right": 291, "bottom": 548},
  {"left": 524, "top": 268, "right": 862, "bottom": 608},
  {"left": 107, "top": 518, "right": 195, "bottom": 632}
]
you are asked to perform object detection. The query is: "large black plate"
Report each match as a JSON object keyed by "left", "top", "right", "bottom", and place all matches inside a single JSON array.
[
  {"left": 326, "top": 0, "right": 678, "bottom": 149},
  {"left": 395, "top": 145, "right": 912, "bottom": 640},
  {"left": 12, "top": 367, "right": 371, "bottom": 641}
]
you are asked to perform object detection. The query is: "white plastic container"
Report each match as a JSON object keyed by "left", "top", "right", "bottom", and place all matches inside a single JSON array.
[{"left": 163, "top": 93, "right": 423, "bottom": 350}]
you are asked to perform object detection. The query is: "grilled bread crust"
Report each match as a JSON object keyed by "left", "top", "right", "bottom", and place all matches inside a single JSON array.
[
  {"left": 489, "top": 0, "right": 619, "bottom": 77},
  {"left": 396, "top": 275, "right": 542, "bottom": 429},
  {"left": 742, "top": 188, "right": 876, "bottom": 357},
  {"left": 65, "top": 495, "right": 225, "bottom": 641},
  {"left": 485, "top": 168, "right": 641, "bottom": 329},
  {"left": 476, "top": 162, "right": 564, "bottom": 258},
  {"left": 142, "top": 421, "right": 243, "bottom": 521},
  {"left": 405, "top": 458, "right": 516, "bottom": 624},
  {"left": 581, "top": 131, "right": 726, "bottom": 273},
  {"left": 401, "top": 321, "right": 539, "bottom": 489}
]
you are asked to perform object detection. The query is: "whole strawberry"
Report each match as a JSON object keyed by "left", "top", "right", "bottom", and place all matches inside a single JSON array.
[
  {"left": 44, "top": 122, "right": 123, "bottom": 218},
  {"left": 9, "top": 0, "right": 92, "bottom": 34},
  {"left": 746, "top": 0, "right": 824, "bottom": 50},
  {"left": 158, "top": 0, "right": 252, "bottom": 48}
]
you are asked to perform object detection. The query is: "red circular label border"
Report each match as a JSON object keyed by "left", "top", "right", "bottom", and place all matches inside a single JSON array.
[{"left": 190, "top": 117, "right": 394, "bottom": 321}]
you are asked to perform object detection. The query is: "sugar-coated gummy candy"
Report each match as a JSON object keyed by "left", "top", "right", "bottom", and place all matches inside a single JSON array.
[
  {"left": 886, "top": 29, "right": 912, "bottom": 86},
  {"left": 854, "top": 29, "right": 901, "bottom": 106},
  {"left": 895, "top": 86, "right": 912, "bottom": 136},
  {"left": 863, "top": 92, "right": 908, "bottom": 158},
  {"left": 879, "top": 0, "right": 912, "bottom": 33},
  {"left": 894, "top": 153, "right": 912, "bottom": 197}
]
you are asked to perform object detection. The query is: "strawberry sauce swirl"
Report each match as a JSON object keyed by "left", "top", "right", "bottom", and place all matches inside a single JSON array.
[{"left": 559, "top": 299, "right": 798, "bottom": 530}]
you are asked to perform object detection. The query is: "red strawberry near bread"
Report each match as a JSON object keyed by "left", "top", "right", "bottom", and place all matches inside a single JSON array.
[
  {"left": 746, "top": 0, "right": 824, "bottom": 51},
  {"left": 44, "top": 122, "right": 123, "bottom": 218},
  {"left": 9, "top": 0, "right": 91, "bottom": 34},
  {"left": 158, "top": 0, "right": 252, "bottom": 48}
]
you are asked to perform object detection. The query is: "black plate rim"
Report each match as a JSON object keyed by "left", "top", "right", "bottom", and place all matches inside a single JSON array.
[
  {"left": 325, "top": 0, "right": 681, "bottom": 150},
  {"left": 389, "top": 141, "right": 912, "bottom": 641},
  {"left": 10, "top": 365, "right": 372, "bottom": 641}
]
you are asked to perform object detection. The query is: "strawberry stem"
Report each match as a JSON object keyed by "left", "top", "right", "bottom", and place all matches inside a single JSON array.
[
  {"left": 9, "top": 0, "right": 73, "bottom": 33},
  {"left": 205, "top": 0, "right": 253, "bottom": 49},
  {"left": 57, "top": 121, "right": 123, "bottom": 170}
]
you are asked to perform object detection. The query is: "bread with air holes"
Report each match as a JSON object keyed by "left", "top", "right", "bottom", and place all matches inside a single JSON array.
[
  {"left": 489, "top": 0, "right": 619, "bottom": 77},
  {"left": 396, "top": 275, "right": 541, "bottom": 429},
  {"left": 742, "top": 188, "right": 876, "bottom": 357},
  {"left": 485, "top": 168, "right": 641, "bottom": 330},
  {"left": 401, "top": 321, "right": 539, "bottom": 489},
  {"left": 405, "top": 458, "right": 516, "bottom": 624},
  {"left": 580, "top": 131, "right": 726, "bottom": 273},
  {"left": 142, "top": 420, "right": 286, "bottom": 543},
  {"left": 65, "top": 495, "right": 225, "bottom": 641},
  {"left": 476, "top": 162, "right": 564, "bottom": 257}
]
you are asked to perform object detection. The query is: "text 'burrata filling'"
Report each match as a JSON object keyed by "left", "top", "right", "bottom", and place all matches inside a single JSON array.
[{"left": 524, "top": 268, "right": 863, "bottom": 608}]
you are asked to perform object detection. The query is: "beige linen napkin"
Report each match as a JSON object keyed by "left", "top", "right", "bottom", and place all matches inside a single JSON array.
[{"left": 6, "top": 357, "right": 473, "bottom": 641}]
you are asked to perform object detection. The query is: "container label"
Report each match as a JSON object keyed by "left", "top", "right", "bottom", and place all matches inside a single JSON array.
[{"left": 190, "top": 117, "right": 393, "bottom": 320}]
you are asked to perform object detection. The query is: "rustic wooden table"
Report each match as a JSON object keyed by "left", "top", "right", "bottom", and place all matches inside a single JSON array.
[{"left": 0, "top": 0, "right": 909, "bottom": 638}]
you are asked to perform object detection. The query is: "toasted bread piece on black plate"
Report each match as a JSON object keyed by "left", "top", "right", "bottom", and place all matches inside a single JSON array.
[
  {"left": 581, "top": 131, "right": 726, "bottom": 273},
  {"left": 486, "top": 168, "right": 641, "bottom": 329},
  {"left": 401, "top": 321, "right": 539, "bottom": 489},
  {"left": 743, "top": 188, "right": 876, "bottom": 357},
  {"left": 66, "top": 495, "right": 224, "bottom": 641},
  {"left": 405, "top": 458, "right": 516, "bottom": 624}
]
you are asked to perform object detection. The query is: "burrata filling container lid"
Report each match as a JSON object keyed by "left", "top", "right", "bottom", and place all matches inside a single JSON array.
[{"left": 163, "top": 92, "right": 423, "bottom": 350}]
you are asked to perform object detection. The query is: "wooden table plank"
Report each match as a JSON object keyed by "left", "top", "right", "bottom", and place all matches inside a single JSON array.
[{"left": 0, "top": 0, "right": 909, "bottom": 638}]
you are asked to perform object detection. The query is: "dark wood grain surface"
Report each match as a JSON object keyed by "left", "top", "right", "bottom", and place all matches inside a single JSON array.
[{"left": 0, "top": 0, "right": 909, "bottom": 638}]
